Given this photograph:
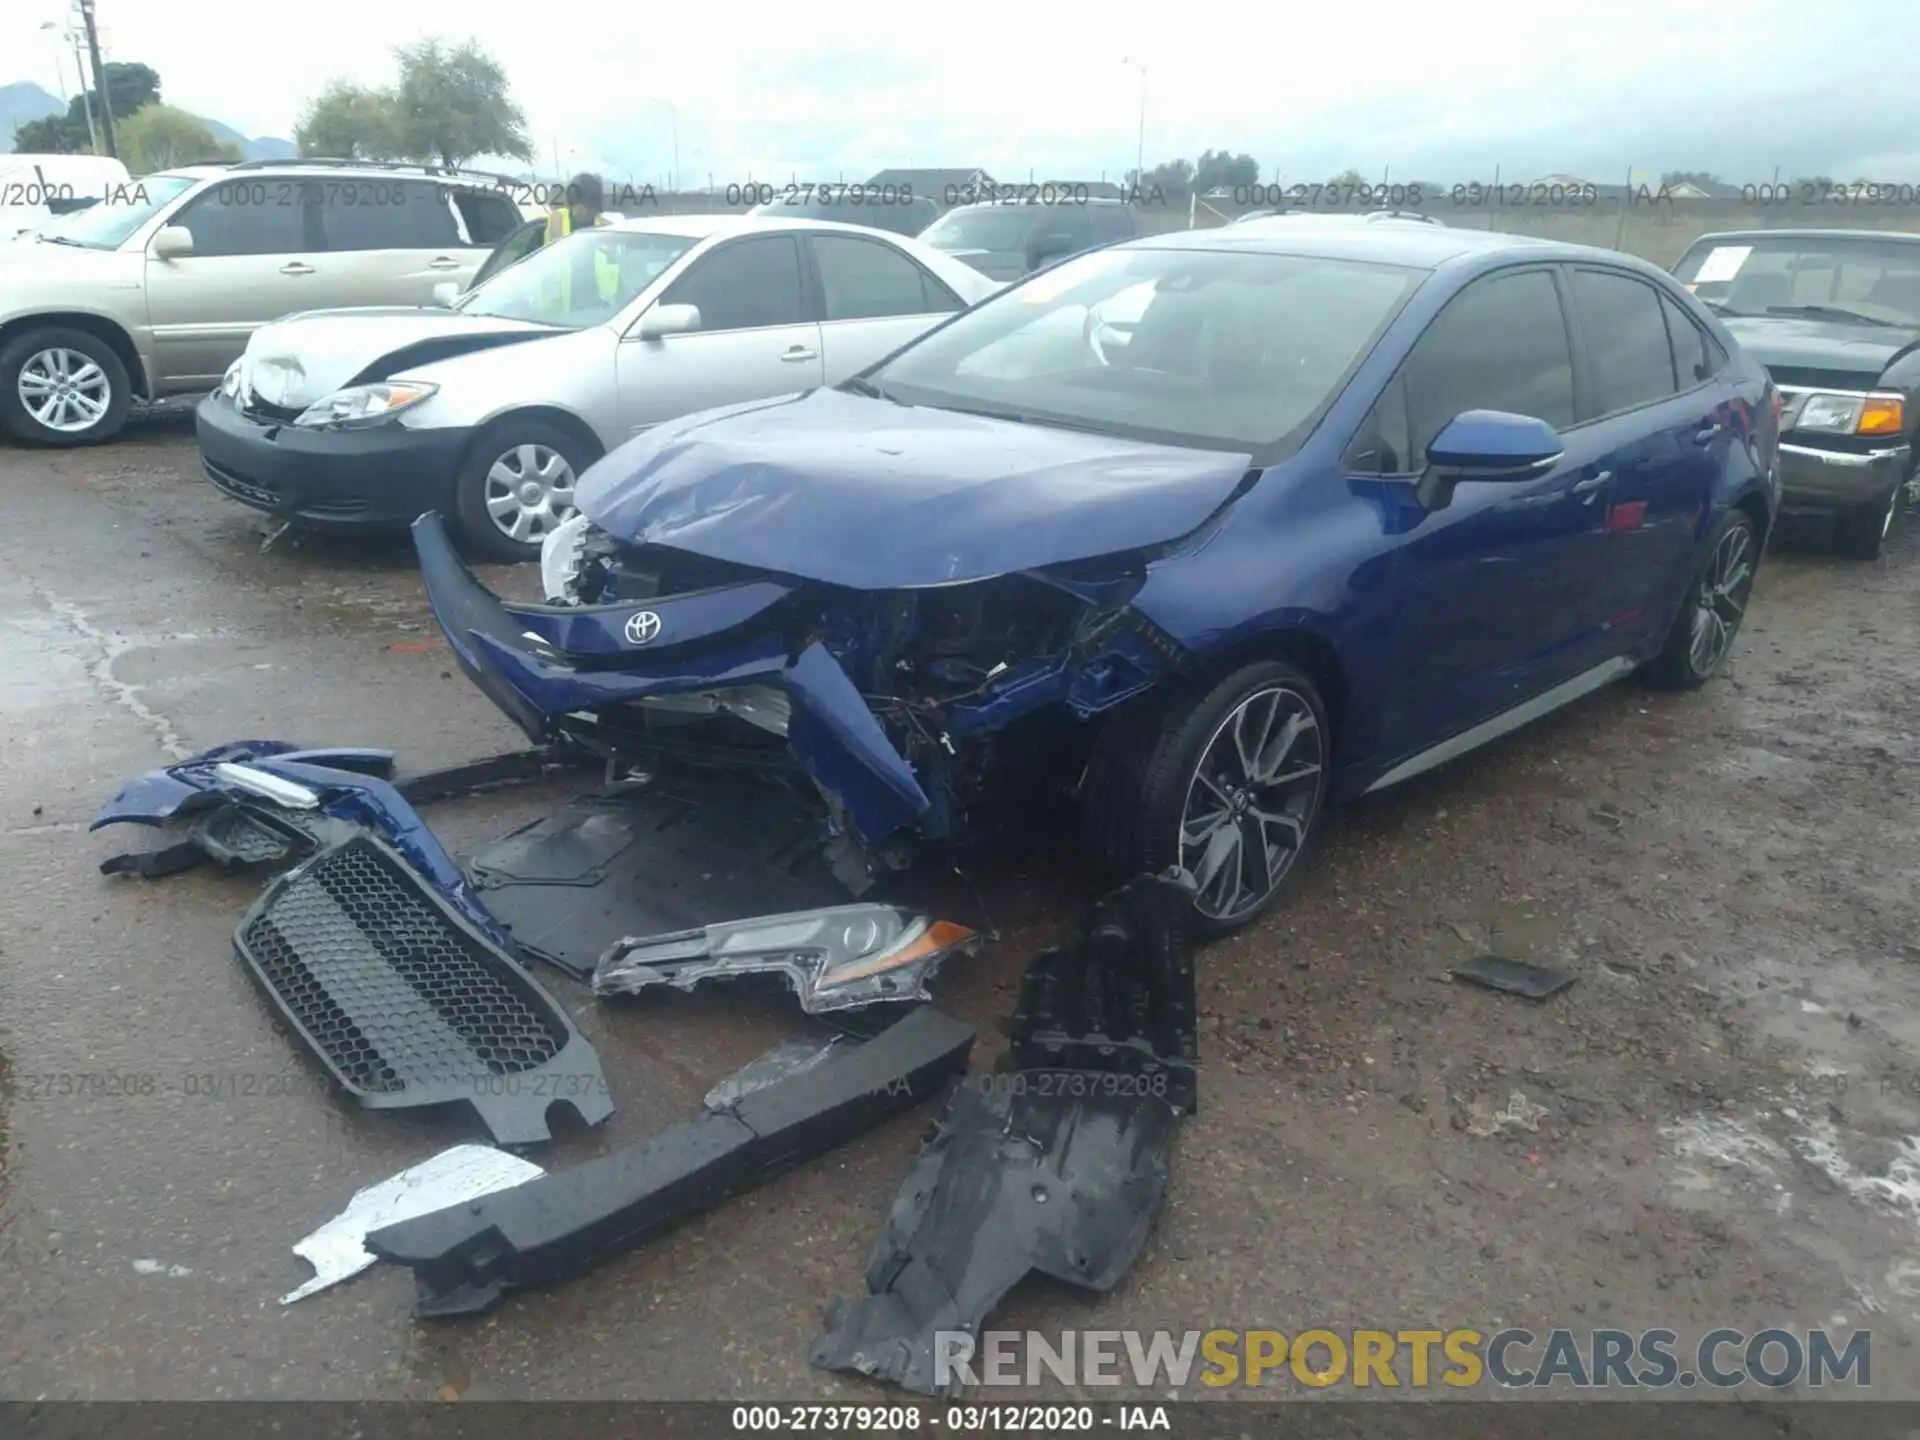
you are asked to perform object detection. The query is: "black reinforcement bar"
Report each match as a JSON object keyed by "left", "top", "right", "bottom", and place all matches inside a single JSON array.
[{"left": 364, "top": 1004, "right": 976, "bottom": 1317}]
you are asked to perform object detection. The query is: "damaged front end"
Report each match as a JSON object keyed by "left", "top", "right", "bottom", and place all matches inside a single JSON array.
[{"left": 415, "top": 507, "right": 1196, "bottom": 881}]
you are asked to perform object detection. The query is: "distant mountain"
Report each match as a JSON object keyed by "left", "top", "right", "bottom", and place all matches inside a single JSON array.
[
  {"left": 0, "top": 81, "right": 63, "bottom": 149},
  {"left": 4, "top": 78, "right": 294, "bottom": 162},
  {"left": 195, "top": 114, "right": 296, "bottom": 162}
]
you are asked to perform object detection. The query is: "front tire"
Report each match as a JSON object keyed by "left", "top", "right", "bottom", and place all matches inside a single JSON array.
[
  {"left": 1643, "top": 508, "right": 1760, "bottom": 691},
  {"left": 0, "top": 326, "right": 131, "bottom": 446},
  {"left": 1083, "top": 660, "right": 1330, "bottom": 939},
  {"left": 1833, "top": 478, "right": 1903, "bottom": 561},
  {"left": 451, "top": 418, "right": 594, "bottom": 563}
]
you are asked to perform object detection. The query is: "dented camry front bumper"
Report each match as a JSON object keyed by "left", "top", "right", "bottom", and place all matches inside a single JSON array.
[{"left": 413, "top": 513, "right": 930, "bottom": 848}]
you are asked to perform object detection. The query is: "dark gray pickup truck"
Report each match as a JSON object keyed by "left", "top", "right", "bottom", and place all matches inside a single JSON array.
[{"left": 1673, "top": 229, "right": 1920, "bottom": 559}]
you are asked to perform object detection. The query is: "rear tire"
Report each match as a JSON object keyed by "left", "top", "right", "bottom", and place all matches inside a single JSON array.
[
  {"left": 1082, "top": 659, "right": 1331, "bottom": 939},
  {"left": 0, "top": 326, "right": 131, "bottom": 446},
  {"left": 1643, "top": 508, "right": 1760, "bottom": 691},
  {"left": 1833, "top": 479, "right": 1903, "bottom": 561},
  {"left": 451, "top": 417, "right": 594, "bottom": 564}
]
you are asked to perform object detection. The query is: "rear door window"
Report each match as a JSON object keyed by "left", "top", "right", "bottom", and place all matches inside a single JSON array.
[
  {"left": 1659, "top": 290, "right": 1723, "bottom": 388},
  {"left": 812, "top": 234, "right": 961, "bottom": 319},
  {"left": 318, "top": 179, "right": 460, "bottom": 251},
  {"left": 451, "top": 188, "right": 524, "bottom": 245},
  {"left": 1569, "top": 268, "right": 1680, "bottom": 417}
]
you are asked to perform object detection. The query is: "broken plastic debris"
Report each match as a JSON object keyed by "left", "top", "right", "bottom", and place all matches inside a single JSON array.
[
  {"left": 595, "top": 904, "right": 981, "bottom": 1015},
  {"left": 132, "top": 1259, "right": 194, "bottom": 1277},
  {"left": 704, "top": 1035, "right": 847, "bottom": 1111},
  {"left": 1450, "top": 953, "right": 1575, "bottom": 1001},
  {"left": 1466, "top": 1090, "right": 1549, "bottom": 1138},
  {"left": 282, "top": 1144, "right": 543, "bottom": 1304}
]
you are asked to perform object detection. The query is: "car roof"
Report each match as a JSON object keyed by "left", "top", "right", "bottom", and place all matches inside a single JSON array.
[
  {"left": 1682, "top": 228, "right": 1920, "bottom": 246},
  {"left": 1130, "top": 223, "right": 1661, "bottom": 276},
  {"left": 603, "top": 213, "right": 932, "bottom": 241},
  {"left": 940, "top": 197, "right": 1133, "bottom": 211}
]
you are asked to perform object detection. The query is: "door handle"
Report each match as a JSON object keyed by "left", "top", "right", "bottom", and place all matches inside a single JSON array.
[
  {"left": 427, "top": 257, "right": 462, "bottom": 270},
  {"left": 279, "top": 262, "right": 315, "bottom": 275},
  {"left": 781, "top": 346, "right": 818, "bottom": 362},
  {"left": 1572, "top": 470, "right": 1612, "bottom": 499},
  {"left": 1692, "top": 423, "right": 1722, "bottom": 445}
]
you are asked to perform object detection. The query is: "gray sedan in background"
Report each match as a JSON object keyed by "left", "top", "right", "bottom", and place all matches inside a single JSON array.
[{"left": 195, "top": 215, "right": 1000, "bottom": 560}]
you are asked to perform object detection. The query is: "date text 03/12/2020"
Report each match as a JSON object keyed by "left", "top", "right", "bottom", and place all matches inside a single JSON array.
[{"left": 729, "top": 1404, "right": 1170, "bottom": 1432}]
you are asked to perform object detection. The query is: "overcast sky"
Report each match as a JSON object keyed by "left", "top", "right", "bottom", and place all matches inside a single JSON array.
[{"left": 8, "top": 0, "right": 1916, "bottom": 185}]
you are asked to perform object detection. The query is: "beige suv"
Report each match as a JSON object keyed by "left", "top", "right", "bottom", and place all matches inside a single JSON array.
[{"left": 0, "top": 159, "right": 527, "bottom": 446}]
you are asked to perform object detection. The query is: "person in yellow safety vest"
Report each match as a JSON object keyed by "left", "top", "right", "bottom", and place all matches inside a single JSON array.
[{"left": 540, "top": 172, "right": 622, "bottom": 313}]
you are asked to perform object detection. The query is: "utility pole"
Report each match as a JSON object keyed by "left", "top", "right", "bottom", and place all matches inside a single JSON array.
[
  {"left": 1121, "top": 59, "right": 1146, "bottom": 187},
  {"left": 78, "top": 0, "right": 115, "bottom": 159}
]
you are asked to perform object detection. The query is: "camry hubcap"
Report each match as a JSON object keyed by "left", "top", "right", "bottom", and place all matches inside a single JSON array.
[
  {"left": 18, "top": 347, "right": 110, "bottom": 433},
  {"left": 1178, "top": 685, "right": 1324, "bottom": 923},
  {"left": 484, "top": 444, "right": 576, "bottom": 544},
  {"left": 1689, "top": 524, "right": 1755, "bottom": 676}
]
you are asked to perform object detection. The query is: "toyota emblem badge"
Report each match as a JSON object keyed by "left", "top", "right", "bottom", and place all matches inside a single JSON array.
[{"left": 623, "top": 610, "right": 663, "bottom": 646}]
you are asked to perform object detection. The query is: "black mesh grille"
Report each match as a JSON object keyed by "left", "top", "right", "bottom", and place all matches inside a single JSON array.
[{"left": 237, "top": 837, "right": 568, "bottom": 1094}]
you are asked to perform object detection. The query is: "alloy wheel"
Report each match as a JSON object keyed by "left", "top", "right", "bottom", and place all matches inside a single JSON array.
[
  {"left": 1688, "top": 522, "right": 1756, "bottom": 677},
  {"left": 483, "top": 443, "right": 577, "bottom": 544},
  {"left": 17, "top": 347, "right": 111, "bottom": 434},
  {"left": 1178, "top": 685, "right": 1325, "bottom": 923}
]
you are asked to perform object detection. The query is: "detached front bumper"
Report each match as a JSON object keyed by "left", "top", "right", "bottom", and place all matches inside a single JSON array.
[
  {"left": 412, "top": 513, "right": 931, "bottom": 847},
  {"left": 1778, "top": 441, "right": 1910, "bottom": 515},
  {"left": 196, "top": 390, "right": 468, "bottom": 526}
]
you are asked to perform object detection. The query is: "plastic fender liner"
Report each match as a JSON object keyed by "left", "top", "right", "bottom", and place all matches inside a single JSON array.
[
  {"left": 364, "top": 1004, "right": 976, "bottom": 1318},
  {"left": 809, "top": 873, "right": 1197, "bottom": 1396},
  {"left": 233, "top": 832, "right": 613, "bottom": 1146}
]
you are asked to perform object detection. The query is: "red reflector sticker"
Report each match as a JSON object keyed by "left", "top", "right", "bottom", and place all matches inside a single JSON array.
[{"left": 1606, "top": 501, "right": 1647, "bottom": 532}]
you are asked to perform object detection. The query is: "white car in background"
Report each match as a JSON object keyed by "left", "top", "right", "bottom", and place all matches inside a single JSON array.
[
  {"left": 0, "top": 154, "right": 131, "bottom": 240},
  {"left": 196, "top": 215, "right": 1002, "bottom": 561}
]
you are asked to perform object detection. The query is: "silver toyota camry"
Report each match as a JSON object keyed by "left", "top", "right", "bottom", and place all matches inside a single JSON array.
[{"left": 195, "top": 215, "right": 1002, "bottom": 561}]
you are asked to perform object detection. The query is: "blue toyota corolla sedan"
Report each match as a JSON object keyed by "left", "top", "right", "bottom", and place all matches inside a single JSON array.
[{"left": 413, "top": 220, "right": 1781, "bottom": 935}]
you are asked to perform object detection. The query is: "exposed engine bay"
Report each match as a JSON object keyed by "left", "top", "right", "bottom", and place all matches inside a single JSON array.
[{"left": 532, "top": 514, "right": 1194, "bottom": 861}]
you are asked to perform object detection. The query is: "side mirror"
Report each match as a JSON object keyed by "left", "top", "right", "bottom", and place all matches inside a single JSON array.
[
  {"left": 1414, "top": 410, "right": 1564, "bottom": 510},
  {"left": 431, "top": 280, "right": 461, "bottom": 308},
  {"left": 636, "top": 302, "right": 702, "bottom": 341},
  {"left": 151, "top": 225, "right": 194, "bottom": 260}
]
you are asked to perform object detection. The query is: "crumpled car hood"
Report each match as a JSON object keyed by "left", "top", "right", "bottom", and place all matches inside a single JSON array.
[
  {"left": 575, "top": 388, "right": 1254, "bottom": 589},
  {"left": 240, "top": 307, "right": 561, "bottom": 410}
]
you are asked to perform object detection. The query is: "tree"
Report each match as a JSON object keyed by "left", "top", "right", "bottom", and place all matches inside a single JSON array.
[
  {"left": 296, "top": 82, "right": 406, "bottom": 160},
  {"left": 1332, "top": 167, "right": 1368, "bottom": 187},
  {"left": 392, "top": 38, "right": 531, "bottom": 169},
  {"left": 1127, "top": 158, "right": 1194, "bottom": 196},
  {"left": 117, "top": 104, "right": 239, "bottom": 173},
  {"left": 12, "top": 61, "right": 162, "bottom": 153},
  {"left": 1193, "top": 149, "right": 1260, "bottom": 192},
  {"left": 1660, "top": 170, "right": 1724, "bottom": 189},
  {"left": 13, "top": 114, "right": 79, "bottom": 153}
]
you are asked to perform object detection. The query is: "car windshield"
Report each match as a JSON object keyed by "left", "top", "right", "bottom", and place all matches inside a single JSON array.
[
  {"left": 458, "top": 229, "right": 696, "bottom": 326},
  {"left": 1673, "top": 235, "right": 1920, "bottom": 328},
  {"left": 865, "top": 245, "right": 1426, "bottom": 453},
  {"left": 34, "top": 173, "right": 197, "bottom": 249},
  {"left": 920, "top": 207, "right": 1037, "bottom": 250}
]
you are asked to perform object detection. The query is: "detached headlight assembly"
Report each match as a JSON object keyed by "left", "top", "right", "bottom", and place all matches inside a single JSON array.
[
  {"left": 1795, "top": 391, "right": 1905, "bottom": 437},
  {"left": 293, "top": 380, "right": 439, "bottom": 429},
  {"left": 593, "top": 905, "right": 981, "bottom": 1014}
]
